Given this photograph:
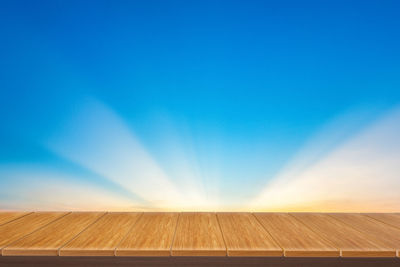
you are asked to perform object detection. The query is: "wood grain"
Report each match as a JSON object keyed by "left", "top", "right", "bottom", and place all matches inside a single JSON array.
[
  {"left": 0, "top": 212, "right": 67, "bottom": 255},
  {"left": 3, "top": 212, "right": 105, "bottom": 256},
  {"left": 1, "top": 212, "right": 400, "bottom": 258},
  {"left": 116, "top": 212, "right": 178, "bottom": 256},
  {"left": 365, "top": 213, "right": 400, "bottom": 230},
  {"left": 172, "top": 213, "right": 226, "bottom": 256},
  {"left": 329, "top": 213, "right": 400, "bottom": 257},
  {"left": 217, "top": 213, "right": 282, "bottom": 256},
  {"left": 291, "top": 213, "right": 395, "bottom": 257},
  {"left": 0, "top": 212, "right": 31, "bottom": 226},
  {"left": 59, "top": 212, "right": 142, "bottom": 256},
  {"left": 255, "top": 213, "right": 339, "bottom": 257}
]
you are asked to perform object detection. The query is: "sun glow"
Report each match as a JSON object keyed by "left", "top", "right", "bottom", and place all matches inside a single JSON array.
[
  {"left": 1, "top": 99, "right": 399, "bottom": 212},
  {"left": 0, "top": 166, "right": 137, "bottom": 211},
  {"left": 251, "top": 107, "right": 400, "bottom": 212}
]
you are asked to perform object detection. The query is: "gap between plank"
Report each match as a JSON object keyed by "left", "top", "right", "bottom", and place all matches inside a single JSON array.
[
  {"left": 1, "top": 212, "right": 71, "bottom": 255},
  {"left": 0, "top": 212, "right": 34, "bottom": 227},
  {"left": 215, "top": 212, "right": 228, "bottom": 256},
  {"left": 113, "top": 212, "right": 144, "bottom": 256},
  {"left": 57, "top": 212, "right": 108, "bottom": 255},
  {"left": 169, "top": 213, "right": 181, "bottom": 256},
  {"left": 326, "top": 213, "right": 399, "bottom": 257},
  {"left": 325, "top": 213, "right": 393, "bottom": 243},
  {"left": 287, "top": 213, "right": 341, "bottom": 257},
  {"left": 364, "top": 214, "right": 400, "bottom": 232},
  {"left": 251, "top": 213, "right": 284, "bottom": 255}
]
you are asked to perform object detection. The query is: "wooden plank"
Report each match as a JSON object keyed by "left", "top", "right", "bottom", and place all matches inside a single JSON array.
[
  {"left": 171, "top": 213, "right": 226, "bottom": 256},
  {"left": 0, "top": 212, "right": 31, "bottom": 226},
  {"left": 255, "top": 213, "right": 339, "bottom": 257},
  {"left": 116, "top": 212, "right": 178, "bottom": 256},
  {"left": 365, "top": 213, "right": 400, "bottom": 230},
  {"left": 3, "top": 212, "right": 105, "bottom": 256},
  {"left": 291, "top": 213, "right": 395, "bottom": 257},
  {"left": 1, "top": 212, "right": 399, "bottom": 258},
  {"left": 59, "top": 212, "right": 142, "bottom": 256},
  {"left": 329, "top": 213, "right": 400, "bottom": 257},
  {"left": 0, "top": 212, "right": 67, "bottom": 255},
  {"left": 217, "top": 213, "right": 282, "bottom": 257}
]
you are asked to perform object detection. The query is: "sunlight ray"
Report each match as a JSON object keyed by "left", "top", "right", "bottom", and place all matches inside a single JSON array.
[
  {"left": 251, "top": 107, "right": 400, "bottom": 212},
  {"left": 148, "top": 116, "right": 222, "bottom": 209},
  {"left": 45, "top": 99, "right": 184, "bottom": 208}
]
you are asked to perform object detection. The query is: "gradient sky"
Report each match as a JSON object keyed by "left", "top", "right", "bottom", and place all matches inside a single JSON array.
[{"left": 1, "top": 0, "right": 400, "bottom": 211}]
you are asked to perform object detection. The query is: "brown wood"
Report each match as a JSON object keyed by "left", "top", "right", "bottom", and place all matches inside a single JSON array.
[
  {"left": 3, "top": 212, "right": 105, "bottom": 256},
  {"left": 255, "top": 213, "right": 339, "bottom": 257},
  {"left": 0, "top": 212, "right": 31, "bottom": 226},
  {"left": 217, "top": 213, "right": 282, "bottom": 256},
  {"left": 365, "top": 213, "right": 400, "bottom": 230},
  {"left": 116, "top": 212, "right": 179, "bottom": 256},
  {"left": 59, "top": 212, "right": 142, "bottom": 256},
  {"left": 291, "top": 213, "right": 395, "bottom": 257},
  {"left": 329, "top": 213, "right": 400, "bottom": 257},
  {"left": 0, "top": 212, "right": 67, "bottom": 255},
  {"left": 1, "top": 212, "right": 400, "bottom": 259},
  {"left": 172, "top": 213, "right": 226, "bottom": 256}
]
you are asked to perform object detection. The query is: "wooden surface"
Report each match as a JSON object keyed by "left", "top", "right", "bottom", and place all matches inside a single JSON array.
[
  {"left": 329, "top": 213, "right": 400, "bottom": 257},
  {"left": 217, "top": 213, "right": 282, "bottom": 256},
  {"left": 117, "top": 213, "right": 178, "bottom": 256},
  {"left": 1, "top": 212, "right": 400, "bottom": 258},
  {"left": 366, "top": 213, "right": 400, "bottom": 230},
  {"left": 172, "top": 213, "right": 226, "bottom": 256},
  {"left": 292, "top": 213, "right": 396, "bottom": 257},
  {"left": 3, "top": 212, "right": 105, "bottom": 256},
  {"left": 0, "top": 212, "right": 67, "bottom": 254},
  {"left": 255, "top": 213, "right": 339, "bottom": 257},
  {"left": 0, "top": 212, "right": 31, "bottom": 226},
  {"left": 60, "top": 213, "right": 142, "bottom": 256}
]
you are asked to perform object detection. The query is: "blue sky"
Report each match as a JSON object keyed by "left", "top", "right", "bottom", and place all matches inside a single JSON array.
[{"left": 1, "top": 0, "right": 400, "bottom": 210}]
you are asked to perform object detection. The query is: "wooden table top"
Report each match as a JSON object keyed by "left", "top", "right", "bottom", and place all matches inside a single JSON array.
[{"left": 0, "top": 212, "right": 399, "bottom": 257}]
